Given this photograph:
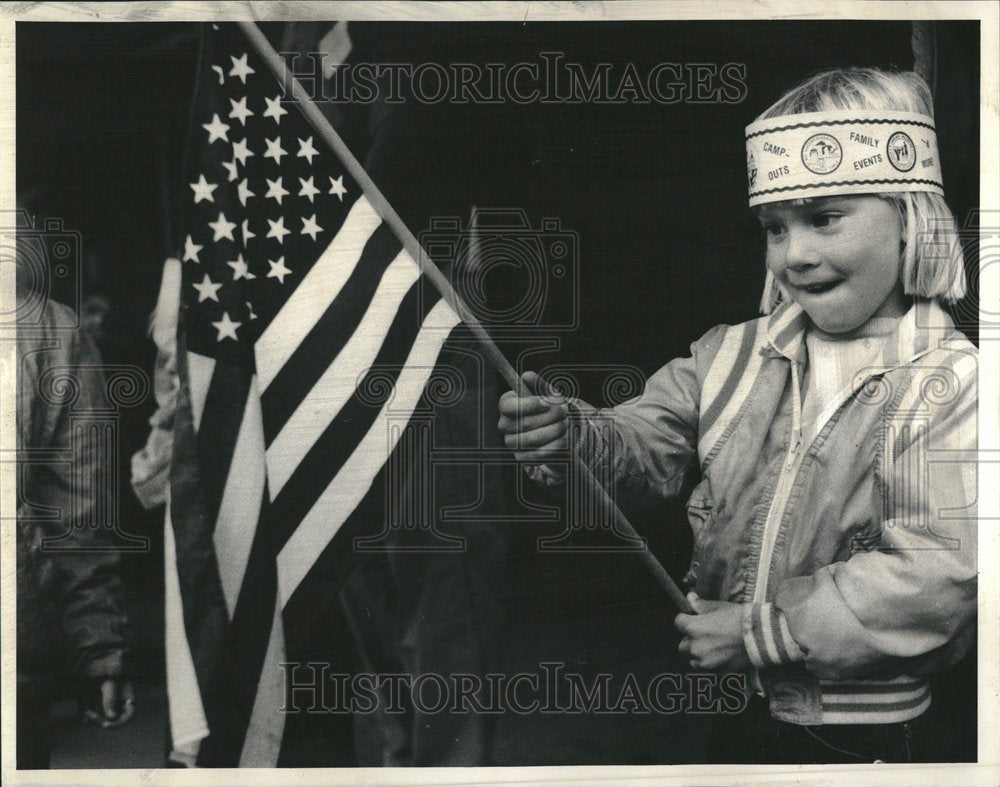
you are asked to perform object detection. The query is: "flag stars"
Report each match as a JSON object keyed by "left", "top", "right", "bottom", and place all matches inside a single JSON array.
[
  {"left": 297, "top": 136, "right": 319, "bottom": 165},
  {"left": 267, "top": 256, "right": 292, "bottom": 284},
  {"left": 266, "top": 216, "right": 290, "bottom": 244},
  {"left": 183, "top": 235, "right": 203, "bottom": 263},
  {"left": 228, "top": 95, "right": 254, "bottom": 126},
  {"left": 208, "top": 211, "right": 237, "bottom": 242},
  {"left": 192, "top": 273, "right": 223, "bottom": 303},
  {"left": 227, "top": 253, "right": 255, "bottom": 280},
  {"left": 301, "top": 214, "right": 323, "bottom": 241},
  {"left": 265, "top": 177, "right": 289, "bottom": 205},
  {"left": 237, "top": 178, "right": 255, "bottom": 207},
  {"left": 211, "top": 311, "right": 241, "bottom": 342},
  {"left": 221, "top": 158, "right": 239, "bottom": 183},
  {"left": 328, "top": 175, "right": 347, "bottom": 201},
  {"left": 203, "top": 113, "right": 230, "bottom": 144},
  {"left": 232, "top": 138, "right": 254, "bottom": 167},
  {"left": 298, "top": 175, "right": 320, "bottom": 202},
  {"left": 229, "top": 52, "right": 255, "bottom": 84},
  {"left": 189, "top": 174, "right": 218, "bottom": 204},
  {"left": 263, "top": 95, "right": 287, "bottom": 124},
  {"left": 264, "top": 136, "right": 288, "bottom": 164}
]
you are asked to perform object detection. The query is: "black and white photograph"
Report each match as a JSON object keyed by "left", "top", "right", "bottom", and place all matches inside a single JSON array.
[{"left": 2, "top": 2, "right": 997, "bottom": 784}]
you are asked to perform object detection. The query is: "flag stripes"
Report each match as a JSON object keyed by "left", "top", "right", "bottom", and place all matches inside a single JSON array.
[
  {"left": 239, "top": 600, "right": 286, "bottom": 766},
  {"left": 280, "top": 444, "right": 400, "bottom": 637},
  {"left": 259, "top": 222, "right": 399, "bottom": 443},
  {"left": 180, "top": 352, "right": 270, "bottom": 757},
  {"left": 263, "top": 253, "right": 423, "bottom": 495},
  {"left": 267, "top": 282, "right": 442, "bottom": 546},
  {"left": 226, "top": 485, "right": 279, "bottom": 752},
  {"left": 169, "top": 342, "right": 245, "bottom": 766},
  {"left": 279, "top": 299, "right": 461, "bottom": 604},
  {"left": 186, "top": 352, "right": 216, "bottom": 430},
  {"left": 246, "top": 195, "right": 366, "bottom": 346},
  {"left": 163, "top": 509, "right": 209, "bottom": 753},
  {"left": 255, "top": 196, "right": 379, "bottom": 389},
  {"left": 211, "top": 375, "right": 265, "bottom": 614},
  {"left": 194, "top": 360, "right": 253, "bottom": 519}
]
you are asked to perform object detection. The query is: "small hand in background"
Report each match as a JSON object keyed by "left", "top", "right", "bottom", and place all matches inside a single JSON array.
[{"left": 80, "top": 678, "right": 136, "bottom": 729}]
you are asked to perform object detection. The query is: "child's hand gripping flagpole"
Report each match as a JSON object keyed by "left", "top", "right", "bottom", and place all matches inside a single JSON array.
[{"left": 238, "top": 21, "right": 695, "bottom": 616}]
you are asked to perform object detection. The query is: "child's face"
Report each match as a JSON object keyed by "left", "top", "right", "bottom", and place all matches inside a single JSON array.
[{"left": 758, "top": 195, "right": 907, "bottom": 334}]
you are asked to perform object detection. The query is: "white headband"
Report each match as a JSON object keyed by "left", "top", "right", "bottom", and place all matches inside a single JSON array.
[{"left": 745, "top": 109, "right": 943, "bottom": 207}]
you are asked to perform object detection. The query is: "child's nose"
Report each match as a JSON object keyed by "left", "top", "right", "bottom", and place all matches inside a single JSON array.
[{"left": 784, "top": 230, "right": 822, "bottom": 272}]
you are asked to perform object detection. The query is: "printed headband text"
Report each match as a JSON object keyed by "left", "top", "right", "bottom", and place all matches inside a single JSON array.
[{"left": 745, "top": 109, "right": 943, "bottom": 207}]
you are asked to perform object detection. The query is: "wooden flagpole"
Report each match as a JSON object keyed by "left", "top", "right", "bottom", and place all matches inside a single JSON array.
[{"left": 239, "top": 21, "right": 694, "bottom": 615}]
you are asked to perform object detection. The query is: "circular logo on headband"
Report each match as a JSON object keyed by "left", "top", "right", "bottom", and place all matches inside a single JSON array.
[
  {"left": 801, "top": 133, "right": 842, "bottom": 175},
  {"left": 887, "top": 131, "right": 916, "bottom": 172}
]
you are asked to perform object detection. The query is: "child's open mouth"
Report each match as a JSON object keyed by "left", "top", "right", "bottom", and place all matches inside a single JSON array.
[{"left": 796, "top": 279, "right": 842, "bottom": 295}]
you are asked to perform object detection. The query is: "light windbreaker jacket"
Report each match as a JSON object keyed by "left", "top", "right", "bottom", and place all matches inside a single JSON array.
[{"left": 541, "top": 298, "right": 977, "bottom": 725}]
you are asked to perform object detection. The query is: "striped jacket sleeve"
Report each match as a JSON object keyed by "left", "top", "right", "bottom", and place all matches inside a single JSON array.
[
  {"left": 742, "top": 602, "right": 806, "bottom": 668},
  {"left": 545, "top": 323, "right": 729, "bottom": 504}
]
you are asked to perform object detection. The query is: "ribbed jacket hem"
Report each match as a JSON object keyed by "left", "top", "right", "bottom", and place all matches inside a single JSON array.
[{"left": 816, "top": 676, "right": 931, "bottom": 724}]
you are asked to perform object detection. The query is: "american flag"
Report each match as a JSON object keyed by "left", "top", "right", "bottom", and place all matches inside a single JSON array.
[{"left": 167, "top": 24, "right": 460, "bottom": 766}]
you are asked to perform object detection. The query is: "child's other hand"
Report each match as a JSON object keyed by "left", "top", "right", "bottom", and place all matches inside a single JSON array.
[
  {"left": 80, "top": 677, "right": 136, "bottom": 729},
  {"left": 497, "top": 371, "right": 568, "bottom": 463},
  {"left": 674, "top": 593, "right": 750, "bottom": 672}
]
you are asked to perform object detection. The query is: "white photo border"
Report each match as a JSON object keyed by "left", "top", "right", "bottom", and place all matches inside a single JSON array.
[{"left": 1, "top": 2, "right": 996, "bottom": 785}]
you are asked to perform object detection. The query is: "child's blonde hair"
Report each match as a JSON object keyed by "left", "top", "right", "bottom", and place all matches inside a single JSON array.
[{"left": 755, "top": 68, "right": 967, "bottom": 314}]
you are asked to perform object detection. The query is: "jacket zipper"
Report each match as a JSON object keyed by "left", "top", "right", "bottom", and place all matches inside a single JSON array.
[
  {"left": 753, "top": 360, "right": 804, "bottom": 605},
  {"left": 748, "top": 362, "right": 804, "bottom": 696}
]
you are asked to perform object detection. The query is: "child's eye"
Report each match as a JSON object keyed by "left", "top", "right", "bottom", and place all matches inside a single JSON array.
[
  {"left": 761, "top": 222, "right": 784, "bottom": 237},
  {"left": 812, "top": 212, "right": 842, "bottom": 228}
]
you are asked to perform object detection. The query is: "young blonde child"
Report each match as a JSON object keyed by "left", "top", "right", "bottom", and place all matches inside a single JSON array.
[{"left": 498, "top": 68, "right": 977, "bottom": 764}]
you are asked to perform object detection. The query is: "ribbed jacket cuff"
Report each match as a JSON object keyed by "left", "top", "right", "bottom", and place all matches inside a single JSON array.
[
  {"left": 78, "top": 649, "right": 128, "bottom": 679},
  {"left": 742, "top": 602, "right": 806, "bottom": 669},
  {"left": 524, "top": 463, "right": 566, "bottom": 486},
  {"left": 523, "top": 404, "right": 606, "bottom": 487}
]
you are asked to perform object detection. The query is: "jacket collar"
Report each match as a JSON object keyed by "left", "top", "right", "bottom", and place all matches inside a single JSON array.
[
  {"left": 763, "top": 299, "right": 811, "bottom": 364},
  {"left": 764, "top": 297, "right": 957, "bottom": 371}
]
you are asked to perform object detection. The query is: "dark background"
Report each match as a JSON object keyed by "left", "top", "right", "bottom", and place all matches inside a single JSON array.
[{"left": 16, "top": 20, "right": 979, "bottom": 765}]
